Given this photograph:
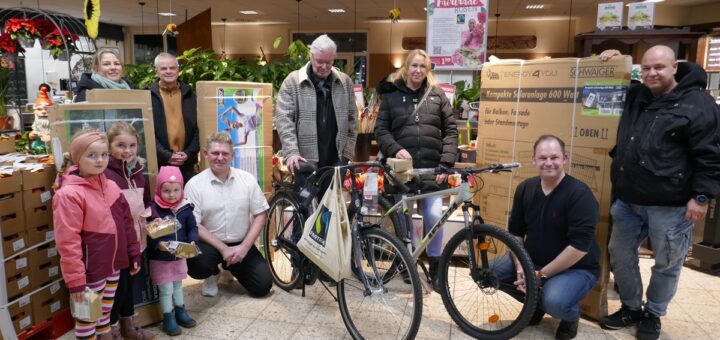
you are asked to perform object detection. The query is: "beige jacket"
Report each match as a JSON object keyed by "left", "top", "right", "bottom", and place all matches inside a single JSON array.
[{"left": 274, "top": 63, "right": 357, "bottom": 162}]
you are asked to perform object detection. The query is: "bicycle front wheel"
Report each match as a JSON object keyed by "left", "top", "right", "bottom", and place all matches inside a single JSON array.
[
  {"left": 263, "top": 190, "right": 303, "bottom": 291},
  {"left": 438, "top": 223, "right": 538, "bottom": 339},
  {"left": 337, "top": 228, "right": 422, "bottom": 340}
]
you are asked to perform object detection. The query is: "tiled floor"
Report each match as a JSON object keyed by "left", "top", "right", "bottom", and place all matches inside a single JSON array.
[{"left": 58, "top": 258, "right": 720, "bottom": 339}]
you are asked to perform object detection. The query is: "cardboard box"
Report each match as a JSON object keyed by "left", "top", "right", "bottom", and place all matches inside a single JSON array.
[
  {"left": 0, "top": 134, "right": 15, "bottom": 154},
  {"left": 48, "top": 102, "right": 158, "bottom": 193},
  {"left": 196, "top": 81, "right": 274, "bottom": 193},
  {"left": 24, "top": 203, "right": 52, "bottom": 229},
  {"left": 4, "top": 254, "right": 29, "bottom": 278},
  {"left": 27, "top": 224, "right": 54, "bottom": 248},
  {"left": 476, "top": 56, "right": 631, "bottom": 320},
  {"left": 2, "top": 231, "right": 27, "bottom": 258},
  {"left": 20, "top": 165, "right": 57, "bottom": 191},
  {"left": 0, "top": 172, "right": 21, "bottom": 196},
  {"left": 8, "top": 302, "right": 32, "bottom": 334},
  {"left": 22, "top": 186, "right": 53, "bottom": 211},
  {"left": 8, "top": 295, "right": 31, "bottom": 319},
  {"left": 0, "top": 210, "right": 25, "bottom": 237},
  {"left": 0, "top": 191, "right": 22, "bottom": 216},
  {"left": 83, "top": 89, "right": 158, "bottom": 192},
  {"left": 29, "top": 242, "right": 58, "bottom": 267},
  {"left": 32, "top": 281, "right": 69, "bottom": 323},
  {"left": 5, "top": 270, "right": 31, "bottom": 300},
  {"left": 31, "top": 258, "right": 61, "bottom": 290}
]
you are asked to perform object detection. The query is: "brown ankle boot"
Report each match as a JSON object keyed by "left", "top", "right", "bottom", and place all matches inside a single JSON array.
[
  {"left": 119, "top": 314, "right": 156, "bottom": 339},
  {"left": 110, "top": 323, "right": 123, "bottom": 340}
]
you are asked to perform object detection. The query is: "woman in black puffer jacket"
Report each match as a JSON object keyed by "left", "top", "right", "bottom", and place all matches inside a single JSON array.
[{"left": 374, "top": 49, "right": 458, "bottom": 289}]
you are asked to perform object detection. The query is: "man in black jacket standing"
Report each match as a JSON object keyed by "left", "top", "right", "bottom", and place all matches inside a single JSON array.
[
  {"left": 151, "top": 52, "right": 200, "bottom": 182},
  {"left": 599, "top": 46, "right": 720, "bottom": 340}
]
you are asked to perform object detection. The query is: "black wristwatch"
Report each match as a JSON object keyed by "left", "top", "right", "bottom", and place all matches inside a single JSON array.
[{"left": 695, "top": 194, "right": 709, "bottom": 206}]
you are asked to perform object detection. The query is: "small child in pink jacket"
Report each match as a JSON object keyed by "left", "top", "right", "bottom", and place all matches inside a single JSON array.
[{"left": 53, "top": 130, "right": 140, "bottom": 339}]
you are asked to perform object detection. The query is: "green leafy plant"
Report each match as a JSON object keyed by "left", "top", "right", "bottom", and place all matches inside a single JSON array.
[
  {"left": 123, "top": 38, "right": 311, "bottom": 96},
  {"left": 124, "top": 63, "right": 156, "bottom": 89},
  {"left": 452, "top": 79, "right": 480, "bottom": 110}
]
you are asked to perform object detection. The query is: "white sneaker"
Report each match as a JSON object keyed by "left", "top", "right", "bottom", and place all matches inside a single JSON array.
[
  {"left": 202, "top": 274, "right": 218, "bottom": 297},
  {"left": 219, "top": 269, "right": 234, "bottom": 284}
]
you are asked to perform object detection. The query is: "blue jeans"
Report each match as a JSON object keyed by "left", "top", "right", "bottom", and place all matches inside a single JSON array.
[
  {"left": 493, "top": 252, "right": 598, "bottom": 322},
  {"left": 158, "top": 281, "right": 184, "bottom": 314},
  {"left": 609, "top": 199, "right": 693, "bottom": 316},
  {"left": 418, "top": 196, "right": 444, "bottom": 257}
]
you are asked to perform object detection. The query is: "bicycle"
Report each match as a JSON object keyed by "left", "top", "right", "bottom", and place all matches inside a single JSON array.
[
  {"left": 262, "top": 162, "right": 422, "bottom": 340},
  {"left": 378, "top": 162, "right": 539, "bottom": 339}
]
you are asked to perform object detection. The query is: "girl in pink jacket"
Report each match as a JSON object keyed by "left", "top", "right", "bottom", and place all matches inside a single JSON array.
[{"left": 53, "top": 130, "right": 140, "bottom": 339}]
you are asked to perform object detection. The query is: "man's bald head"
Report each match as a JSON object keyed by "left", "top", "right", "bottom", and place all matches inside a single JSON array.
[{"left": 641, "top": 45, "right": 678, "bottom": 95}]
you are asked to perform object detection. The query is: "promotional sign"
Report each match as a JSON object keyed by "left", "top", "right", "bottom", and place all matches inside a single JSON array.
[
  {"left": 196, "top": 81, "right": 273, "bottom": 193},
  {"left": 628, "top": 2, "right": 655, "bottom": 30},
  {"left": 596, "top": 2, "right": 623, "bottom": 31},
  {"left": 426, "top": 0, "right": 489, "bottom": 70},
  {"left": 705, "top": 36, "right": 720, "bottom": 72}
]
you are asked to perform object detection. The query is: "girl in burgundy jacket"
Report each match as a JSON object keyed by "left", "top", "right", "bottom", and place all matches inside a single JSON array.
[
  {"left": 103, "top": 122, "right": 155, "bottom": 339},
  {"left": 53, "top": 131, "right": 140, "bottom": 339}
]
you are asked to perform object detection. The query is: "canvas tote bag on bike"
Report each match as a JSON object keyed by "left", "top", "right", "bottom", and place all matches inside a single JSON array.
[{"left": 297, "top": 167, "right": 353, "bottom": 281}]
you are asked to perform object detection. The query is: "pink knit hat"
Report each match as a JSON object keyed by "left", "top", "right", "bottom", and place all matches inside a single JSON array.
[
  {"left": 154, "top": 166, "right": 184, "bottom": 209},
  {"left": 70, "top": 131, "right": 105, "bottom": 165}
]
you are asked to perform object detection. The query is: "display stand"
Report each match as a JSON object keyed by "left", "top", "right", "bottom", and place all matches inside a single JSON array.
[{"left": 575, "top": 27, "right": 704, "bottom": 61}]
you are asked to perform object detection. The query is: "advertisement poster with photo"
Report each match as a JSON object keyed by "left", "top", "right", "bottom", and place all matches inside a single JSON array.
[
  {"left": 596, "top": 2, "right": 623, "bottom": 31},
  {"left": 628, "top": 2, "right": 654, "bottom": 30},
  {"left": 216, "top": 88, "right": 266, "bottom": 188},
  {"left": 426, "top": 0, "right": 489, "bottom": 70}
]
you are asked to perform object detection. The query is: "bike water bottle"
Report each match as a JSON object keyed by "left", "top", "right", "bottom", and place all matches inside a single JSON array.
[{"left": 361, "top": 171, "right": 379, "bottom": 215}]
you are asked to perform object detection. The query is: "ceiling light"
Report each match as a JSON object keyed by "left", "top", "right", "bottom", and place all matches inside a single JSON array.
[
  {"left": 157, "top": 12, "right": 176, "bottom": 16},
  {"left": 424, "top": 7, "right": 427, "bottom": 11},
  {"left": 328, "top": 8, "right": 346, "bottom": 13},
  {"left": 239, "top": 10, "right": 258, "bottom": 15},
  {"left": 526, "top": 4, "right": 544, "bottom": 9}
]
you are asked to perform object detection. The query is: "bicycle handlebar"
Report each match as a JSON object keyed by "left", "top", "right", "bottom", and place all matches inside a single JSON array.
[{"left": 407, "top": 162, "right": 521, "bottom": 176}]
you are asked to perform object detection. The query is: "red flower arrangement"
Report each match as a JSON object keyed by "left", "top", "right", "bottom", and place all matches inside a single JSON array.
[{"left": 0, "top": 18, "right": 78, "bottom": 59}]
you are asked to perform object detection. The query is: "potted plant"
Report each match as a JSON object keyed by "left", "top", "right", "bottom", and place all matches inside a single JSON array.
[
  {"left": 453, "top": 80, "right": 479, "bottom": 119},
  {"left": 3, "top": 18, "right": 41, "bottom": 49}
]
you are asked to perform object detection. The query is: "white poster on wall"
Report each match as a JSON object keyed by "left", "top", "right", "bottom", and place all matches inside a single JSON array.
[
  {"left": 596, "top": 2, "right": 624, "bottom": 31},
  {"left": 426, "top": 0, "right": 489, "bottom": 70},
  {"left": 627, "top": 2, "right": 655, "bottom": 30}
]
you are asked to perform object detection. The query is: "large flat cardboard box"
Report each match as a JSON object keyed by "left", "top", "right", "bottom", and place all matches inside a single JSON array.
[
  {"left": 31, "top": 281, "right": 68, "bottom": 324},
  {"left": 4, "top": 253, "right": 29, "bottom": 278},
  {"left": 47, "top": 102, "right": 158, "bottom": 191},
  {"left": 20, "top": 165, "right": 57, "bottom": 191},
  {"left": 196, "top": 81, "right": 274, "bottom": 193},
  {"left": 0, "top": 210, "right": 24, "bottom": 237},
  {"left": 2, "top": 231, "right": 27, "bottom": 258},
  {"left": 0, "top": 172, "right": 21, "bottom": 196},
  {"left": 0, "top": 191, "right": 22, "bottom": 217},
  {"left": 476, "top": 56, "right": 631, "bottom": 320}
]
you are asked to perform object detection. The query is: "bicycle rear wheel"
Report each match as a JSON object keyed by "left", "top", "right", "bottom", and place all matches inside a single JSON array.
[
  {"left": 337, "top": 228, "right": 422, "bottom": 340},
  {"left": 438, "top": 223, "right": 537, "bottom": 339},
  {"left": 263, "top": 190, "right": 303, "bottom": 291}
]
